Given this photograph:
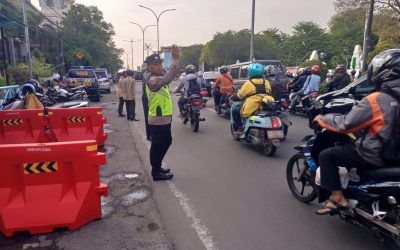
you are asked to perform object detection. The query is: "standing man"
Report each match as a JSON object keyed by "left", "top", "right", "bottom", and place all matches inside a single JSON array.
[
  {"left": 121, "top": 70, "right": 139, "bottom": 121},
  {"left": 142, "top": 65, "right": 151, "bottom": 141},
  {"left": 117, "top": 71, "right": 126, "bottom": 117},
  {"left": 145, "top": 45, "right": 180, "bottom": 181}
]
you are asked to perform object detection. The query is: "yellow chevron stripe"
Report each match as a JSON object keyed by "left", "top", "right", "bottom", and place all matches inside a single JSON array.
[
  {"left": 23, "top": 162, "right": 59, "bottom": 174},
  {"left": 2, "top": 119, "right": 23, "bottom": 126},
  {"left": 86, "top": 145, "right": 97, "bottom": 152}
]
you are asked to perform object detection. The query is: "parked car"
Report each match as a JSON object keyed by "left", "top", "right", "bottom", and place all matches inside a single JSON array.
[
  {"left": 65, "top": 66, "right": 100, "bottom": 102},
  {"left": 227, "top": 60, "right": 289, "bottom": 93},
  {"left": 95, "top": 70, "right": 111, "bottom": 94}
]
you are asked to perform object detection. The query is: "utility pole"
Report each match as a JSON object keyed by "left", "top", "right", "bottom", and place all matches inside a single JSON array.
[
  {"left": 361, "top": 0, "right": 375, "bottom": 73},
  {"left": 123, "top": 39, "right": 140, "bottom": 69},
  {"left": 1, "top": 28, "right": 9, "bottom": 85},
  {"left": 144, "top": 43, "right": 152, "bottom": 57},
  {"left": 250, "top": 0, "right": 256, "bottom": 61},
  {"left": 22, "top": 0, "right": 32, "bottom": 79}
]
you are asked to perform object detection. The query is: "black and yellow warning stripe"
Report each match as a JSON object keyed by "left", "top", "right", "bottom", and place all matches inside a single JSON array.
[
  {"left": 68, "top": 117, "right": 86, "bottom": 123},
  {"left": 24, "top": 162, "right": 58, "bottom": 174},
  {"left": 2, "top": 119, "right": 23, "bottom": 126}
]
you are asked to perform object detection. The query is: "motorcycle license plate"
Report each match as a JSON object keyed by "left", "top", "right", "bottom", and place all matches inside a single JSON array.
[{"left": 267, "top": 130, "right": 284, "bottom": 139}]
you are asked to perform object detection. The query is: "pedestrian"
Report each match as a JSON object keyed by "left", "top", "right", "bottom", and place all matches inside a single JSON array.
[
  {"left": 144, "top": 45, "right": 180, "bottom": 181},
  {"left": 117, "top": 71, "right": 126, "bottom": 117},
  {"left": 142, "top": 65, "right": 151, "bottom": 141},
  {"left": 121, "top": 70, "right": 139, "bottom": 121}
]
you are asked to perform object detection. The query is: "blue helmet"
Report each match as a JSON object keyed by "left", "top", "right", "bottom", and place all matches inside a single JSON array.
[{"left": 249, "top": 63, "right": 264, "bottom": 78}]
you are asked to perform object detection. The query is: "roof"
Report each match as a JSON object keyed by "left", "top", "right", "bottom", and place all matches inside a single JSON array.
[{"left": 0, "top": 12, "right": 24, "bottom": 28}]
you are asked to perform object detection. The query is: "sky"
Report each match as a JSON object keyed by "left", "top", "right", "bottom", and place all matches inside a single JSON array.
[{"left": 32, "top": 0, "right": 336, "bottom": 69}]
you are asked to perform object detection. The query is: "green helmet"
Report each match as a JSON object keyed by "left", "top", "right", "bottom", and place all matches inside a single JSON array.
[{"left": 249, "top": 63, "right": 264, "bottom": 78}]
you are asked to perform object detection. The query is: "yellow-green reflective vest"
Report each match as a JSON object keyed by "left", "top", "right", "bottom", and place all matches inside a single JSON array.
[{"left": 146, "top": 84, "right": 173, "bottom": 117}]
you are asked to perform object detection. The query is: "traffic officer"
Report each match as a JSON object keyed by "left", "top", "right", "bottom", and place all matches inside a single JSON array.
[
  {"left": 144, "top": 45, "right": 180, "bottom": 181},
  {"left": 142, "top": 65, "right": 151, "bottom": 140}
]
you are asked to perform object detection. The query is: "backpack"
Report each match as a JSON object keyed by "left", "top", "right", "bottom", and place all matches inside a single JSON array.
[
  {"left": 187, "top": 77, "right": 201, "bottom": 96},
  {"left": 379, "top": 89, "right": 400, "bottom": 165}
]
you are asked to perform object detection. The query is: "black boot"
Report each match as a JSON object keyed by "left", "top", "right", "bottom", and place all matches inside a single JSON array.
[{"left": 152, "top": 171, "right": 174, "bottom": 181}]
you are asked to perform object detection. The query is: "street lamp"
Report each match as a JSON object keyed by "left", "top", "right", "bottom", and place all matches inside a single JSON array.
[
  {"left": 250, "top": 0, "right": 255, "bottom": 61},
  {"left": 138, "top": 5, "right": 176, "bottom": 53},
  {"left": 129, "top": 22, "right": 156, "bottom": 63},
  {"left": 123, "top": 39, "right": 140, "bottom": 70},
  {"left": 122, "top": 51, "right": 131, "bottom": 69}
]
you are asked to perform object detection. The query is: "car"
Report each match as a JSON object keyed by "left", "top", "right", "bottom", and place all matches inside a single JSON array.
[
  {"left": 65, "top": 66, "right": 101, "bottom": 102},
  {"left": 203, "top": 71, "right": 220, "bottom": 96},
  {"left": 95, "top": 71, "right": 111, "bottom": 94},
  {"left": 227, "top": 60, "right": 289, "bottom": 93}
]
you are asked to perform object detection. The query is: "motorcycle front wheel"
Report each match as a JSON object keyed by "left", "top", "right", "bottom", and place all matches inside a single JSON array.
[
  {"left": 191, "top": 112, "right": 199, "bottom": 132},
  {"left": 286, "top": 153, "right": 318, "bottom": 203}
]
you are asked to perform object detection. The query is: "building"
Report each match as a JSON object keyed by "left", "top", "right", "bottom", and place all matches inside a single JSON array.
[{"left": 39, "top": 0, "right": 74, "bottom": 24}]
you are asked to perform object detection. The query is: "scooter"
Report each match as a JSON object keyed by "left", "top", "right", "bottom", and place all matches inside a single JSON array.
[
  {"left": 289, "top": 91, "right": 318, "bottom": 115},
  {"left": 230, "top": 101, "right": 285, "bottom": 156},
  {"left": 286, "top": 130, "right": 400, "bottom": 248},
  {"left": 179, "top": 93, "right": 206, "bottom": 133},
  {"left": 216, "top": 91, "right": 235, "bottom": 119}
]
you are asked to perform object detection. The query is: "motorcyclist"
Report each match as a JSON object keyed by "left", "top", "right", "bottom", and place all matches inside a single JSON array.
[
  {"left": 21, "top": 83, "right": 44, "bottom": 109},
  {"left": 289, "top": 65, "right": 321, "bottom": 112},
  {"left": 313, "top": 49, "right": 400, "bottom": 215},
  {"left": 212, "top": 66, "right": 233, "bottom": 108},
  {"left": 174, "top": 64, "right": 201, "bottom": 116},
  {"left": 265, "top": 65, "right": 283, "bottom": 101},
  {"left": 197, "top": 71, "right": 207, "bottom": 89},
  {"left": 231, "top": 63, "right": 275, "bottom": 133},
  {"left": 327, "top": 64, "right": 351, "bottom": 92},
  {"left": 289, "top": 67, "right": 310, "bottom": 93}
]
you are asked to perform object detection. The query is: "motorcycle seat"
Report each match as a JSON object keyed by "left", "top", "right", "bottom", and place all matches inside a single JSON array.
[{"left": 362, "top": 167, "right": 400, "bottom": 179}]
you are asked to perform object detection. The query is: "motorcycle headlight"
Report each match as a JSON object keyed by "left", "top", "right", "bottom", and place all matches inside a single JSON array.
[{"left": 313, "top": 100, "right": 323, "bottom": 109}]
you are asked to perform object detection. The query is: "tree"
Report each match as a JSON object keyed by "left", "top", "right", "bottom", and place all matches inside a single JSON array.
[
  {"left": 255, "top": 28, "right": 287, "bottom": 60},
  {"left": 180, "top": 44, "right": 204, "bottom": 68},
  {"left": 335, "top": 0, "right": 400, "bottom": 18},
  {"left": 281, "top": 21, "right": 331, "bottom": 66},
  {"left": 61, "top": 4, "right": 123, "bottom": 72}
]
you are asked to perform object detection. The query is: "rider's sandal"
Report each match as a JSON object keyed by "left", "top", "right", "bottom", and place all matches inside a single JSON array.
[{"left": 315, "top": 199, "right": 348, "bottom": 216}]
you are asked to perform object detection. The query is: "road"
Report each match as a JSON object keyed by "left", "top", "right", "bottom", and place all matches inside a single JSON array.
[{"left": 130, "top": 80, "right": 387, "bottom": 250}]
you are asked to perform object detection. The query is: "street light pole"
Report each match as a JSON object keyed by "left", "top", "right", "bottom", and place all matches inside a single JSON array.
[
  {"left": 123, "top": 39, "right": 140, "bottom": 70},
  {"left": 138, "top": 5, "right": 176, "bottom": 53},
  {"left": 250, "top": 0, "right": 256, "bottom": 61},
  {"left": 122, "top": 51, "right": 130, "bottom": 69},
  {"left": 130, "top": 23, "right": 155, "bottom": 63},
  {"left": 361, "top": 0, "right": 375, "bottom": 73},
  {"left": 22, "top": 0, "right": 32, "bottom": 79}
]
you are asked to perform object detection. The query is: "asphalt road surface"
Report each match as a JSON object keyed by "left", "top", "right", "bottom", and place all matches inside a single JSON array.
[{"left": 131, "top": 81, "right": 387, "bottom": 250}]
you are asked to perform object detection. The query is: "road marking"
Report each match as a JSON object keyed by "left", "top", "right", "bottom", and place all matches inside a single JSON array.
[
  {"left": 132, "top": 123, "right": 219, "bottom": 250},
  {"left": 206, "top": 108, "right": 216, "bottom": 113}
]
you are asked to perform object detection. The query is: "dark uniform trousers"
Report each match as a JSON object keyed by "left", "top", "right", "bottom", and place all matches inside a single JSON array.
[{"left": 149, "top": 123, "right": 172, "bottom": 175}]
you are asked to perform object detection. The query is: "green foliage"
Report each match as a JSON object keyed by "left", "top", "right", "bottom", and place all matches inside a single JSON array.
[
  {"left": 61, "top": 4, "right": 123, "bottom": 72},
  {"left": 8, "top": 64, "right": 29, "bottom": 84},
  {"left": 32, "top": 59, "right": 53, "bottom": 78},
  {"left": 0, "top": 76, "right": 6, "bottom": 87},
  {"left": 181, "top": 45, "right": 204, "bottom": 68}
]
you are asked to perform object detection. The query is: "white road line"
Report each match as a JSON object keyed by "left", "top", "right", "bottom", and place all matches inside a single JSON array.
[
  {"left": 206, "top": 108, "right": 216, "bottom": 113},
  {"left": 131, "top": 123, "right": 219, "bottom": 250}
]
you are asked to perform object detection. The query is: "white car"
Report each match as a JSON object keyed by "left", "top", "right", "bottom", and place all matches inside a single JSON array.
[{"left": 95, "top": 71, "right": 111, "bottom": 94}]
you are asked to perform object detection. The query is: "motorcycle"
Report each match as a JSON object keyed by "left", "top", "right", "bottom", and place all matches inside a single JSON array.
[
  {"left": 215, "top": 90, "right": 235, "bottom": 119},
  {"left": 180, "top": 93, "right": 206, "bottom": 132},
  {"left": 289, "top": 91, "right": 318, "bottom": 115},
  {"left": 286, "top": 130, "right": 400, "bottom": 248},
  {"left": 47, "top": 87, "right": 88, "bottom": 103},
  {"left": 230, "top": 101, "right": 285, "bottom": 156}
]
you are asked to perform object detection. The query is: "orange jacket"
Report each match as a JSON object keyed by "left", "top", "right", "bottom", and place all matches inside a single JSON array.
[{"left": 212, "top": 73, "right": 233, "bottom": 94}]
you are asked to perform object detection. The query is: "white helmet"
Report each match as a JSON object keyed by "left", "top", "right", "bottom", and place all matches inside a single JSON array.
[
  {"left": 52, "top": 73, "right": 61, "bottom": 81},
  {"left": 197, "top": 71, "right": 204, "bottom": 77}
]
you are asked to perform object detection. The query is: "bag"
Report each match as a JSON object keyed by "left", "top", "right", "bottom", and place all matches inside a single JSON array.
[
  {"left": 187, "top": 77, "right": 201, "bottom": 96},
  {"left": 379, "top": 89, "right": 400, "bottom": 165}
]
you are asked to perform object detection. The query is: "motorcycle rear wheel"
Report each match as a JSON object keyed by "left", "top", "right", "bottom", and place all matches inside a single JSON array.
[
  {"left": 191, "top": 112, "right": 200, "bottom": 132},
  {"left": 263, "top": 140, "right": 277, "bottom": 157},
  {"left": 286, "top": 153, "right": 318, "bottom": 203}
]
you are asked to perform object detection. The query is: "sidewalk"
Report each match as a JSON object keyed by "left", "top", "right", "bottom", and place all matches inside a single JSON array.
[{"left": 0, "top": 88, "right": 173, "bottom": 250}]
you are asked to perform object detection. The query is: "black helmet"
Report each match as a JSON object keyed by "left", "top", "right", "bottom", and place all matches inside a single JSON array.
[
  {"left": 185, "top": 64, "right": 196, "bottom": 74},
  {"left": 21, "top": 83, "right": 36, "bottom": 96},
  {"left": 335, "top": 64, "right": 346, "bottom": 73},
  {"left": 368, "top": 49, "right": 400, "bottom": 86},
  {"left": 220, "top": 66, "right": 228, "bottom": 74},
  {"left": 303, "top": 66, "right": 311, "bottom": 75}
]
